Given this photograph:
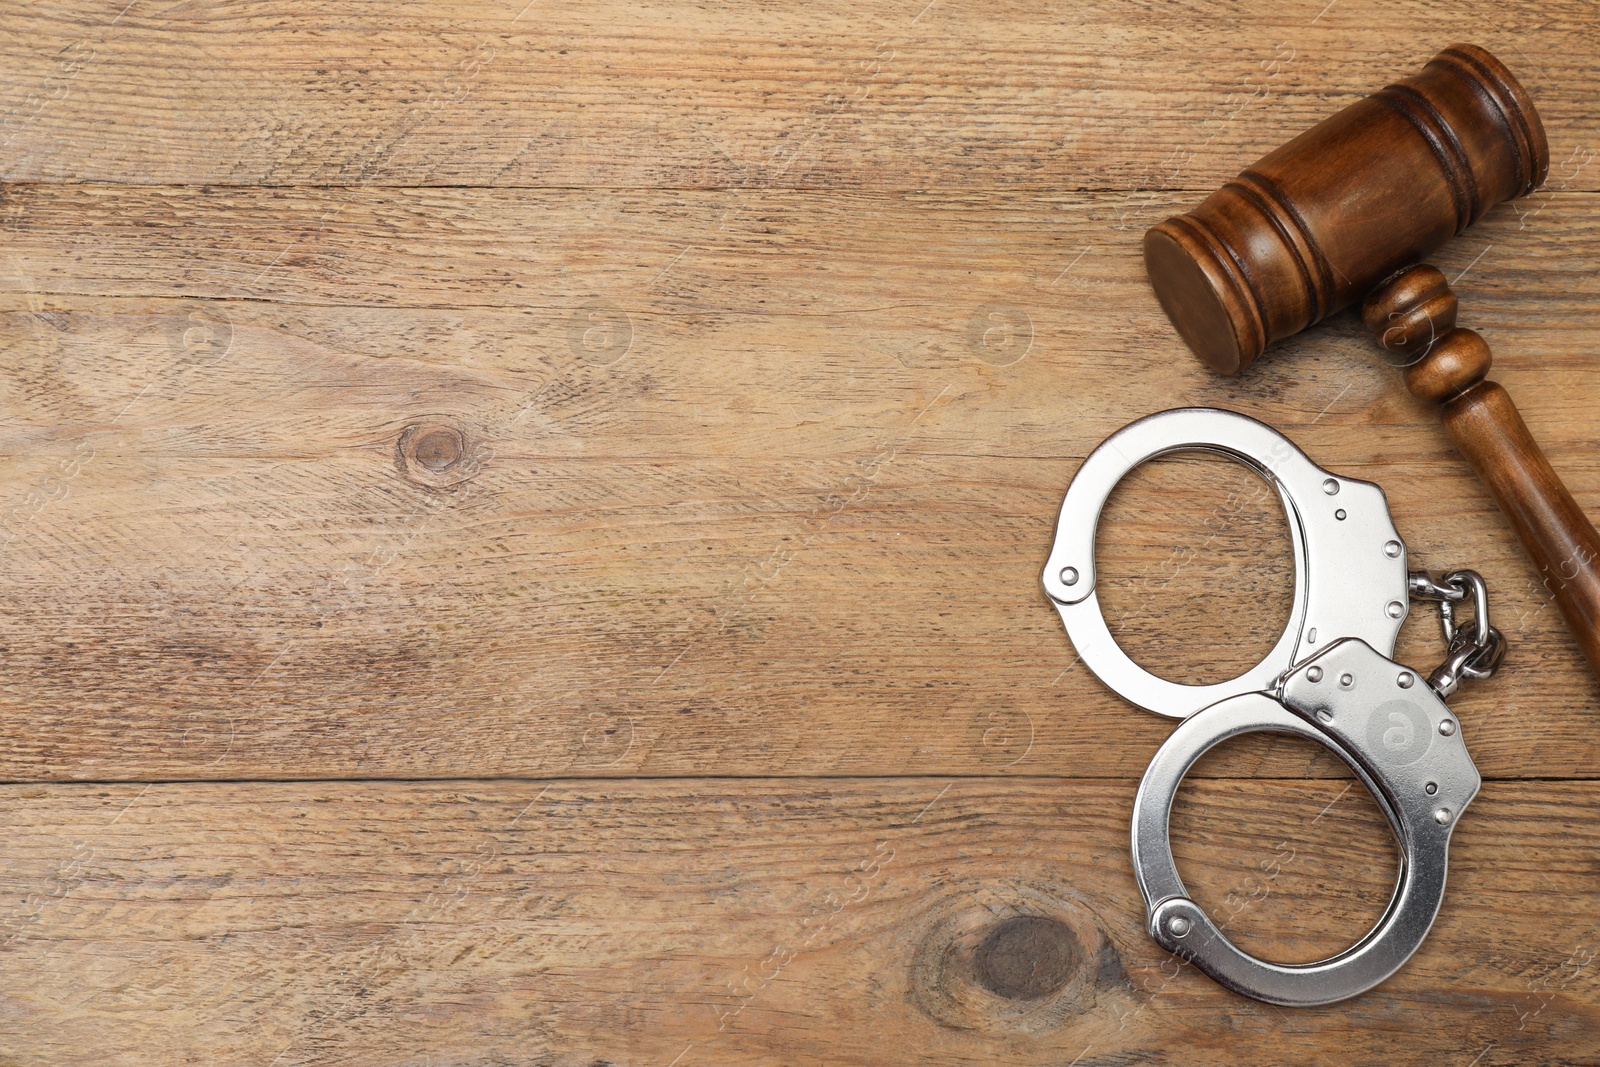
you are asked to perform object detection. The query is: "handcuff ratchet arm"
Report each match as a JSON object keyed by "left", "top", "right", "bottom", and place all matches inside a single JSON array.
[{"left": 1130, "top": 638, "right": 1480, "bottom": 1006}]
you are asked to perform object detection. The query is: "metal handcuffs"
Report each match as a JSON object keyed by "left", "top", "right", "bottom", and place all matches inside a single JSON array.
[{"left": 1042, "top": 408, "right": 1505, "bottom": 1006}]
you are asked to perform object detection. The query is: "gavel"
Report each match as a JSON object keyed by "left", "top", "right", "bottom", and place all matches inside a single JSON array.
[{"left": 1144, "top": 44, "right": 1600, "bottom": 681}]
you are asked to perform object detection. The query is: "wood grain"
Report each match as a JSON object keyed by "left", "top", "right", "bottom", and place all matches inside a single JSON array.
[
  {"left": 0, "top": 777, "right": 1595, "bottom": 1066},
  {"left": 0, "top": 185, "right": 1594, "bottom": 781},
  {"left": 0, "top": 2, "right": 1596, "bottom": 194}
]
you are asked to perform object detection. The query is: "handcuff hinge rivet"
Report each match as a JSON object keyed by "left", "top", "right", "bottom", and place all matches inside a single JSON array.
[
  {"left": 1386, "top": 600, "right": 1405, "bottom": 619},
  {"left": 1339, "top": 673, "right": 1354, "bottom": 688},
  {"left": 1425, "top": 782, "right": 1438, "bottom": 795},
  {"left": 1306, "top": 666, "right": 1323, "bottom": 683},
  {"left": 1384, "top": 540, "right": 1402, "bottom": 558},
  {"left": 1167, "top": 916, "right": 1191, "bottom": 937},
  {"left": 1434, "top": 807, "right": 1453, "bottom": 825},
  {"left": 1335, "top": 508, "right": 1347, "bottom": 520},
  {"left": 1323, "top": 479, "right": 1339, "bottom": 495},
  {"left": 1059, "top": 566, "right": 1079, "bottom": 586},
  {"left": 1439, "top": 720, "right": 1456, "bottom": 736},
  {"left": 1398, "top": 671, "right": 1415, "bottom": 688}
]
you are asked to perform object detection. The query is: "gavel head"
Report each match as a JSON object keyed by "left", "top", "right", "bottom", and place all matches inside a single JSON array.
[{"left": 1145, "top": 44, "right": 1548, "bottom": 375}]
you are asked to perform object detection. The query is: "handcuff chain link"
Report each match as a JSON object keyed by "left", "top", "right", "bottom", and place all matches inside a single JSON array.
[{"left": 1407, "top": 568, "right": 1506, "bottom": 698}]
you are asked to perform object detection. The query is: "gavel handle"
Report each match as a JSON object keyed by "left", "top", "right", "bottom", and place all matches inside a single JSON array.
[
  {"left": 1443, "top": 382, "right": 1600, "bottom": 671},
  {"left": 1365, "top": 265, "right": 1600, "bottom": 679}
]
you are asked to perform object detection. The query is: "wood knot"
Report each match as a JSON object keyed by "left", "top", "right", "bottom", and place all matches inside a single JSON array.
[
  {"left": 396, "top": 419, "right": 482, "bottom": 488},
  {"left": 1362, "top": 264, "right": 1458, "bottom": 364},
  {"left": 973, "top": 915, "right": 1079, "bottom": 1000},
  {"left": 907, "top": 880, "right": 1131, "bottom": 1035}
]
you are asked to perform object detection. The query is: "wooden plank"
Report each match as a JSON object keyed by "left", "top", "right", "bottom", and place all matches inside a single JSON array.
[
  {"left": 0, "top": 1, "right": 1595, "bottom": 192},
  {"left": 0, "top": 777, "right": 1595, "bottom": 1065},
  {"left": 0, "top": 186, "right": 1594, "bottom": 781},
  {"left": 2, "top": 2, "right": 1596, "bottom": 1060}
]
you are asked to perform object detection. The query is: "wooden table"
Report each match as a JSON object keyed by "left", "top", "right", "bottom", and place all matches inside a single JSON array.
[{"left": 1, "top": 2, "right": 1597, "bottom": 1063}]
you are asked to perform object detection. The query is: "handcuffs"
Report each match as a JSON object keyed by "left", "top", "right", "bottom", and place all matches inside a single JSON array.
[{"left": 1042, "top": 409, "right": 1505, "bottom": 1006}]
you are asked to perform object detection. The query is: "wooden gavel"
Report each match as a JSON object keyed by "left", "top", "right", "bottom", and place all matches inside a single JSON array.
[{"left": 1144, "top": 44, "right": 1600, "bottom": 680}]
